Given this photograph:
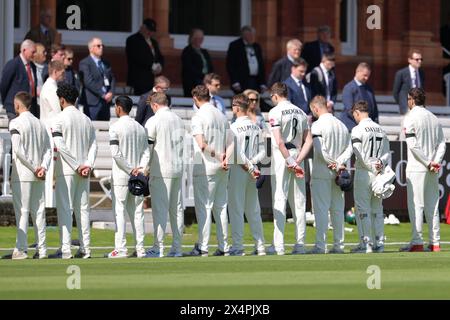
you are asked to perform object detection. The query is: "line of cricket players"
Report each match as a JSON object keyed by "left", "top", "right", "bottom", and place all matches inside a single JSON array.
[{"left": 8, "top": 81, "right": 445, "bottom": 259}]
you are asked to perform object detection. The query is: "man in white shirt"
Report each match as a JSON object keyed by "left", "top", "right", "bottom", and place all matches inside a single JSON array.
[
  {"left": 226, "top": 94, "right": 266, "bottom": 256},
  {"left": 267, "top": 82, "right": 312, "bottom": 255},
  {"left": 401, "top": 88, "right": 446, "bottom": 252},
  {"left": 308, "top": 95, "right": 353, "bottom": 254},
  {"left": 308, "top": 53, "right": 337, "bottom": 112},
  {"left": 9, "top": 92, "right": 51, "bottom": 260},
  {"left": 106, "top": 96, "right": 150, "bottom": 259},
  {"left": 351, "top": 101, "right": 391, "bottom": 253},
  {"left": 189, "top": 85, "right": 233, "bottom": 256},
  {"left": 50, "top": 83, "right": 97, "bottom": 259},
  {"left": 40, "top": 60, "right": 65, "bottom": 208},
  {"left": 145, "top": 92, "right": 185, "bottom": 258}
]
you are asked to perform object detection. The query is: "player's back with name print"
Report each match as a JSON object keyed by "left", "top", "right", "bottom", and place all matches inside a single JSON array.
[
  {"left": 231, "top": 117, "right": 262, "bottom": 164},
  {"left": 354, "top": 118, "right": 386, "bottom": 161},
  {"left": 269, "top": 101, "right": 307, "bottom": 147}
]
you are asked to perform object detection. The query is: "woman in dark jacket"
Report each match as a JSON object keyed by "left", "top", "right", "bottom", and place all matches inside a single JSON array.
[{"left": 181, "top": 28, "right": 213, "bottom": 97}]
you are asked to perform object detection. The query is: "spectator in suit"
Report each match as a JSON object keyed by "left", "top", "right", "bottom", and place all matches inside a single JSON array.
[
  {"left": 135, "top": 75, "right": 171, "bottom": 127},
  {"left": 42, "top": 44, "right": 66, "bottom": 83},
  {"left": 393, "top": 49, "right": 425, "bottom": 115},
  {"left": 33, "top": 43, "right": 48, "bottom": 103},
  {"left": 226, "top": 26, "right": 267, "bottom": 94},
  {"left": 283, "top": 58, "right": 311, "bottom": 115},
  {"left": 267, "top": 39, "right": 302, "bottom": 87},
  {"left": 301, "top": 25, "right": 335, "bottom": 73},
  {"left": 24, "top": 8, "right": 60, "bottom": 60},
  {"left": 182, "top": 28, "right": 214, "bottom": 97},
  {"left": 193, "top": 73, "right": 226, "bottom": 114},
  {"left": 126, "top": 18, "right": 164, "bottom": 96},
  {"left": 307, "top": 53, "right": 337, "bottom": 113},
  {"left": 79, "top": 37, "right": 115, "bottom": 121},
  {"left": 340, "top": 63, "right": 378, "bottom": 131},
  {"left": 0, "top": 40, "right": 38, "bottom": 120},
  {"left": 62, "top": 47, "right": 80, "bottom": 92}
]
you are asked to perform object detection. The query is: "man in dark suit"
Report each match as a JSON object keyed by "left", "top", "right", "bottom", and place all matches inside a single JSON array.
[
  {"left": 283, "top": 58, "right": 311, "bottom": 115},
  {"left": 181, "top": 28, "right": 214, "bottom": 97},
  {"left": 0, "top": 40, "right": 38, "bottom": 120},
  {"left": 41, "top": 44, "right": 66, "bottom": 84},
  {"left": 226, "top": 26, "right": 266, "bottom": 94},
  {"left": 301, "top": 25, "right": 335, "bottom": 74},
  {"left": 126, "top": 18, "right": 164, "bottom": 96},
  {"left": 267, "top": 39, "right": 302, "bottom": 87},
  {"left": 340, "top": 63, "right": 378, "bottom": 131},
  {"left": 392, "top": 49, "right": 425, "bottom": 115},
  {"left": 78, "top": 37, "right": 115, "bottom": 121},
  {"left": 307, "top": 53, "right": 337, "bottom": 112},
  {"left": 135, "top": 76, "right": 171, "bottom": 126},
  {"left": 24, "top": 8, "right": 60, "bottom": 60}
]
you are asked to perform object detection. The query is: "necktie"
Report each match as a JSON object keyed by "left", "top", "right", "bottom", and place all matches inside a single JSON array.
[
  {"left": 415, "top": 70, "right": 420, "bottom": 88},
  {"left": 327, "top": 71, "right": 334, "bottom": 97},
  {"left": 212, "top": 96, "right": 218, "bottom": 108},
  {"left": 299, "top": 82, "right": 307, "bottom": 103},
  {"left": 26, "top": 63, "right": 35, "bottom": 97},
  {"left": 97, "top": 60, "right": 105, "bottom": 76}
]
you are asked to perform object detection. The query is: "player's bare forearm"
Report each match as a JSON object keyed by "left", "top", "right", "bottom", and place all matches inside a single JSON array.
[{"left": 296, "top": 131, "right": 312, "bottom": 164}]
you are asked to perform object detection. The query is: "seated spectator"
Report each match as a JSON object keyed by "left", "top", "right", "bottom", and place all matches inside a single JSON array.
[
  {"left": 267, "top": 39, "right": 302, "bottom": 87},
  {"left": 307, "top": 53, "right": 337, "bottom": 113},
  {"left": 135, "top": 75, "right": 171, "bottom": 126},
  {"left": 226, "top": 25, "right": 266, "bottom": 94},
  {"left": 283, "top": 58, "right": 311, "bottom": 115},
  {"left": 193, "top": 73, "right": 226, "bottom": 114},
  {"left": 182, "top": 28, "right": 213, "bottom": 97},
  {"left": 301, "top": 25, "right": 335, "bottom": 73}
]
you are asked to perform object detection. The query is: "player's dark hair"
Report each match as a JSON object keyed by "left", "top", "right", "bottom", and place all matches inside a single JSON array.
[
  {"left": 115, "top": 95, "right": 133, "bottom": 114},
  {"left": 56, "top": 83, "right": 78, "bottom": 105},
  {"left": 351, "top": 100, "right": 369, "bottom": 113},
  {"left": 148, "top": 92, "right": 169, "bottom": 106},
  {"left": 191, "top": 85, "right": 210, "bottom": 102},
  {"left": 14, "top": 91, "right": 32, "bottom": 109},
  {"left": 408, "top": 87, "right": 426, "bottom": 106},
  {"left": 232, "top": 94, "right": 249, "bottom": 112},
  {"left": 322, "top": 53, "right": 335, "bottom": 62},
  {"left": 270, "top": 82, "right": 288, "bottom": 98}
]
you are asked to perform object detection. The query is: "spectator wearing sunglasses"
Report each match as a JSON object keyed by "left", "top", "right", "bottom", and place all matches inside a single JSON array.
[
  {"left": 62, "top": 47, "right": 80, "bottom": 93},
  {"left": 393, "top": 48, "right": 425, "bottom": 115}
]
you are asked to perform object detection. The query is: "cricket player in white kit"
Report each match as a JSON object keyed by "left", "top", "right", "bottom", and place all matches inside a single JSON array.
[
  {"left": 51, "top": 83, "right": 97, "bottom": 259},
  {"left": 267, "top": 82, "right": 312, "bottom": 255},
  {"left": 227, "top": 94, "right": 266, "bottom": 256},
  {"left": 190, "top": 85, "right": 233, "bottom": 256},
  {"left": 309, "top": 96, "right": 353, "bottom": 254},
  {"left": 39, "top": 60, "right": 65, "bottom": 208},
  {"left": 401, "top": 88, "right": 446, "bottom": 252},
  {"left": 107, "top": 96, "right": 150, "bottom": 259},
  {"left": 9, "top": 92, "right": 51, "bottom": 260},
  {"left": 351, "top": 101, "right": 391, "bottom": 253},
  {"left": 145, "top": 92, "right": 185, "bottom": 258}
]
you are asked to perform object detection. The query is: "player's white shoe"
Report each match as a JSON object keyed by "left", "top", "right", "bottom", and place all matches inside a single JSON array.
[
  {"left": 213, "top": 249, "right": 230, "bottom": 256},
  {"left": 328, "top": 247, "right": 345, "bottom": 254},
  {"left": 291, "top": 244, "right": 306, "bottom": 255},
  {"left": 306, "top": 246, "right": 326, "bottom": 254},
  {"left": 106, "top": 250, "right": 128, "bottom": 259},
  {"left": 32, "top": 251, "right": 47, "bottom": 259},
  {"left": 144, "top": 248, "right": 164, "bottom": 258},
  {"left": 74, "top": 249, "right": 91, "bottom": 259},
  {"left": 350, "top": 244, "right": 372, "bottom": 253},
  {"left": 12, "top": 250, "right": 28, "bottom": 260},
  {"left": 252, "top": 248, "right": 266, "bottom": 256},
  {"left": 266, "top": 245, "right": 285, "bottom": 256},
  {"left": 188, "top": 244, "right": 209, "bottom": 257}
]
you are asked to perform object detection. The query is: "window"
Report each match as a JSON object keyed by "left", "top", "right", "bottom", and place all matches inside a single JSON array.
[
  {"left": 56, "top": 0, "right": 132, "bottom": 32},
  {"left": 56, "top": 0, "right": 142, "bottom": 47},
  {"left": 14, "top": 0, "right": 20, "bottom": 28},
  {"left": 170, "top": 0, "right": 252, "bottom": 51},
  {"left": 13, "top": 0, "right": 30, "bottom": 43},
  {"left": 170, "top": 0, "right": 241, "bottom": 36},
  {"left": 340, "top": 0, "right": 357, "bottom": 56}
]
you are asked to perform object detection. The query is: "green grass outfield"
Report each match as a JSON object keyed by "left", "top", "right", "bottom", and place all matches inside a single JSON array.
[{"left": 0, "top": 222, "right": 450, "bottom": 299}]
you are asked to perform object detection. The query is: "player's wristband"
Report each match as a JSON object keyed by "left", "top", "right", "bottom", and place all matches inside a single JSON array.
[{"left": 286, "top": 156, "right": 297, "bottom": 167}]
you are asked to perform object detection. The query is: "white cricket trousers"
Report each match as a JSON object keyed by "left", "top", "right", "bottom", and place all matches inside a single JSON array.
[
  {"left": 44, "top": 129, "right": 55, "bottom": 208},
  {"left": 271, "top": 167, "right": 306, "bottom": 251},
  {"left": 311, "top": 178, "right": 345, "bottom": 251},
  {"left": 193, "top": 170, "right": 229, "bottom": 252},
  {"left": 55, "top": 174, "right": 91, "bottom": 255},
  {"left": 353, "top": 170, "right": 384, "bottom": 247},
  {"left": 406, "top": 171, "right": 440, "bottom": 245},
  {"left": 149, "top": 176, "right": 184, "bottom": 254},
  {"left": 12, "top": 181, "right": 47, "bottom": 255},
  {"left": 111, "top": 184, "right": 145, "bottom": 254},
  {"left": 228, "top": 166, "right": 265, "bottom": 252}
]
